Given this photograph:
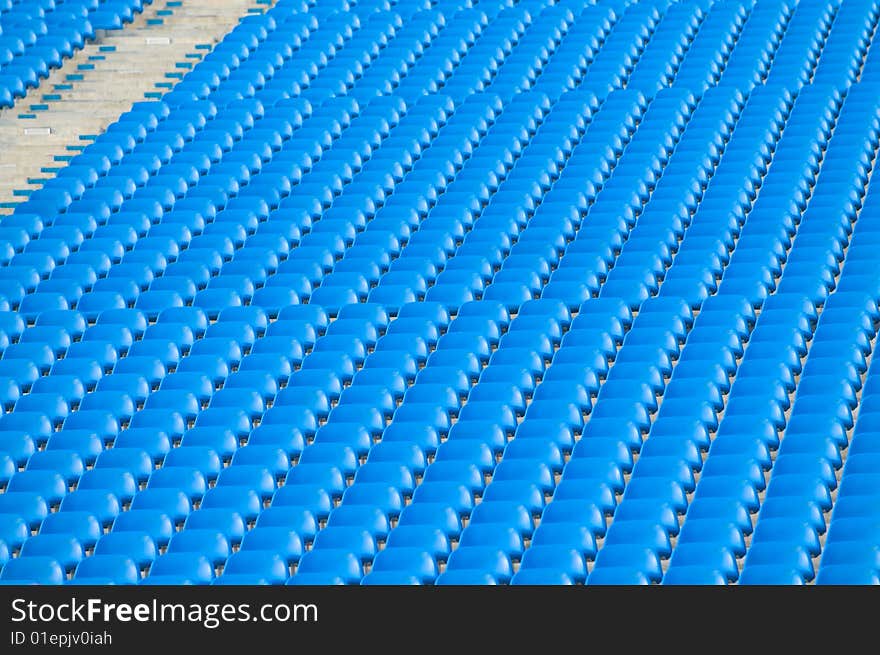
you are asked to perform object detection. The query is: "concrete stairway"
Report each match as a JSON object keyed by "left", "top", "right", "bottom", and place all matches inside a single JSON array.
[{"left": 0, "top": 0, "right": 272, "bottom": 214}]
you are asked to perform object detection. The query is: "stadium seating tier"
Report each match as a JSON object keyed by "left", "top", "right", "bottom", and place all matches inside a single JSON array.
[{"left": 1, "top": 0, "right": 880, "bottom": 585}]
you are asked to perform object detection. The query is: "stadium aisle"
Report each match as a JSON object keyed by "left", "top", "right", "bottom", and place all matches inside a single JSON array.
[{"left": 0, "top": 0, "right": 267, "bottom": 211}]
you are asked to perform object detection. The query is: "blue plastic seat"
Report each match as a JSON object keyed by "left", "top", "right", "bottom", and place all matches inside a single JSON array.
[
  {"left": 95, "top": 532, "right": 157, "bottom": 570},
  {"left": 149, "top": 552, "right": 214, "bottom": 584},
  {"left": 37, "top": 511, "right": 100, "bottom": 552},
  {"left": 73, "top": 554, "right": 140, "bottom": 584},
  {"left": 295, "top": 549, "right": 362, "bottom": 584},
  {"left": 0, "top": 557, "right": 66, "bottom": 584},
  {"left": 20, "top": 533, "right": 85, "bottom": 572},
  {"left": 445, "top": 546, "right": 514, "bottom": 582},
  {"left": 181, "top": 507, "right": 246, "bottom": 545}
]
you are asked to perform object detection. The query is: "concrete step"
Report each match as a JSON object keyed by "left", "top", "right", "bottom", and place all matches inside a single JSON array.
[{"left": 0, "top": 0, "right": 272, "bottom": 213}]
